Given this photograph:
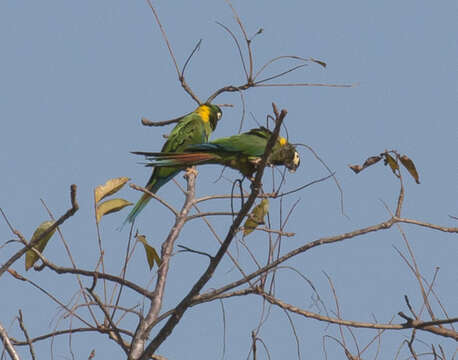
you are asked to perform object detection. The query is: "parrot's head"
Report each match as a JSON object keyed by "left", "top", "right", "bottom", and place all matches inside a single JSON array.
[
  {"left": 282, "top": 144, "right": 301, "bottom": 173},
  {"left": 270, "top": 138, "right": 300, "bottom": 173},
  {"left": 206, "top": 104, "right": 223, "bottom": 131}
]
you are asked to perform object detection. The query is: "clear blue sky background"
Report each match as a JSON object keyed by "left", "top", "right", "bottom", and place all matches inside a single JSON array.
[{"left": 1, "top": 1, "right": 456, "bottom": 358}]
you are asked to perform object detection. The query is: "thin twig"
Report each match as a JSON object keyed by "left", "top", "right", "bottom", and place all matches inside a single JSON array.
[
  {"left": 130, "top": 184, "right": 179, "bottom": 216},
  {"left": 11, "top": 327, "right": 134, "bottom": 346},
  {"left": 0, "top": 184, "right": 79, "bottom": 278},
  {"left": 255, "top": 82, "right": 354, "bottom": 88},
  {"left": 185, "top": 211, "right": 237, "bottom": 222},
  {"left": 215, "top": 21, "right": 248, "bottom": 80},
  {"left": 41, "top": 198, "right": 99, "bottom": 326},
  {"left": 7, "top": 269, "right": 93, "bottom": 328},
  {"left": 17, "top": 310, "right": 36, "bottom": 360},
  {"left": 257, "top": 289, "right": 458, "bottom": 339},
  {"left": 86, "top": 287, "right": 130, "bottom": 354},
  {"left": 40, "top": 259, "right": 152, "bottom": 298},
  {"left": 145, "top": 0, "right": 201, "bottom": 104},
  {"left": 254, "top": 64, "right": 307, "bottom": 85},
  {"left": 141, "top": 116, "right": 183, "bottom": 127},
  {"left": 181, "top": 39, "right": 202, "bottom": 77},
  {"left": 296, "top": 143, "right": 347, "bottom": 217},
  {"left": 224, "top": 0, "right": 253, "bottom": 79}
]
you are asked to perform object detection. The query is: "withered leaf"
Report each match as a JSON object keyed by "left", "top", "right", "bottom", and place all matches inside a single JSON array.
[
  {"left": 94, "top": 177, "right": 130, "bottom": 204},
  {"left": 137, "top": 234, "right": 161, "bottom": 270},
  {"left": 400, "top": 155, "right": 420, "bottom": 184},
  {"left": 383, "top": 153, "right": 399, "bottom": 174},
  {"left": 362, "top": 156, "right": 382, "bottom": 168},
  {"left": 349, "top": 164, "right": 363, "bottom": 174}
]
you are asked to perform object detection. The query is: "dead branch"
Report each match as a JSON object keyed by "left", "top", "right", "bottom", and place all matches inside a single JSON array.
[
  {"left": 257, "top": 290, "right": 458, "bottom": 340},
  {"left": 138, "top": 104, "right": 288, "bottom": 359},
  {"left": 0, "top": 321, "right": 20, "bottom": 360},
  {"left": 0, "top": 184, "right": 79, "bottom": 278},
  {"left": 17, "top": 310, "right": 36, "bottom": 360},
  {"left": 145, "top": 0, "right": 201, "bottom": 104},
  {"left": 11, "top": 327, "right": 134, "bottom": 346},
  {"left": 130, "top": 183, "right": 179, "bottom": 216},
  {"left": 128, "top": 170, "right": 198, "bottom": 359}
]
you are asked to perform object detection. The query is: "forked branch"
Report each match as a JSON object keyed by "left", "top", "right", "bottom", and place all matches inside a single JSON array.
[
  {"left": 137, "top": 103, "right": 288, "bottom": 359},
  {"left": 0, "top": 185, "right": 79, "bottom": 278}
]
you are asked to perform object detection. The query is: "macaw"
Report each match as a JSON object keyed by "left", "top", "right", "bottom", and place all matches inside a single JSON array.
[
  {"left": 124, "top": 104, "right": 222, "bottom": 225},
  {"left": 133, "top": 127, "right": 300, "bottom": 179}
]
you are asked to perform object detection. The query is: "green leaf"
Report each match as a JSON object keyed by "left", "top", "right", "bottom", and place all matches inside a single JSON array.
[
  {"left": 243, "top": 199, "right": 269, "bottom": 236},
  {"left": 96, "top": 198, "right": 132, "bottom": 224},
  {"left": 137, "top": 234, "right": 161, "bottom": 270},
  {"left": 25, "top": 221, "right": 57, "bottom": 270},
  {"left": 400, "top": 155, "right": 420, "bottom": 184},
  {"left": 94, "top": 177, "right": 130, "bottom": 204}
]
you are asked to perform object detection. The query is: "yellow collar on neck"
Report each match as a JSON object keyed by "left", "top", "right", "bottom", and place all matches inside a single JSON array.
[{"left": 195, "top": 105, "right": 210, "bottom": 123}]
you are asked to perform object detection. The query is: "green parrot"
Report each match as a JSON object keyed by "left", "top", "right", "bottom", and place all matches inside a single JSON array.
[
  {"left": 133, "top": 127, "right": 300, "bottom": 179},
  {"left": 124, "top": 104, "right": 222, "bottom": 225}
]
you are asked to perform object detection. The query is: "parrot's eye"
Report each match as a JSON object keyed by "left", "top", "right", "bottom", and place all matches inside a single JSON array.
[{"left": 217, "top": 111, "right": 222, "bottom": 120}]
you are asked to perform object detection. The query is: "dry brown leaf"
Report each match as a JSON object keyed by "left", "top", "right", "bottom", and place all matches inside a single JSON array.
[
  {"left": 349, "top": 164, "right": 363, "bottom": 174},
  {"left": 137, "top": 234, "right": 161, "bottom": 270},
  {"left": 362, "top": 156, "right": 382, "bottom": 169},
  {"left": 400, "top": 155, "right": 420, "bottom": 184},
  {"left": 383, "top": 153, "right": 399, "bottom": 174},
  {"left": 94, "top": 177, "right": 130, "bottom": 204}
]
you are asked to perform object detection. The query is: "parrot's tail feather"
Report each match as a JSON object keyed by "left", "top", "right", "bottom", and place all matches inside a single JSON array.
[
  {"left": 123, "top": 193, "right": 152, "bottom": 226},
  {"left": 120, "top": 172, "right": 177, "bottom": 229},
  {"left": 146, "top": 152, "right": 216, "bottom": 167}
]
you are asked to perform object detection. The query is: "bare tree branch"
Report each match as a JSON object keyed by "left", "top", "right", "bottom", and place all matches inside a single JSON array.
[
  {"left": 0, "top": 184, "right": 79, "bottom": 277},
  {"left": 17, "top": 310, "right": 36, "bottom": 360},
  {"left": 0, "top": 321, "right": 20, "bottom": 360},
  {"left": 138, "top": 104, "right": 289, "bottom": 359},
  {"left": 129, "top": 170, "right": 198, "bottom": 359},
  {"left": 145, "top": 0, "right": 200, "bottom": 104},
  {"left": 257, "top": 289, "right": 458, "bottom": 340}
]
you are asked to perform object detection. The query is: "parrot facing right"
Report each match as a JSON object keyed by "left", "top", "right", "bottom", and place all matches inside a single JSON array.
[
  {"left": 124, "top": 103, "right": 222, "bottom": 225},
  {"left": 133, "top": 127, "right": 300, "bottom": 179}
]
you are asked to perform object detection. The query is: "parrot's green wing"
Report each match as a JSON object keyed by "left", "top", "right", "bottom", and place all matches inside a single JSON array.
[
  {"left": 124, "top": 104, "right": 222, "bottom": 225},
  {"left": 209, "top": 128, "right": 270, "bottom": 157},
  {"left": 135, "top": 127, "right": 300, "bottom": 179}
]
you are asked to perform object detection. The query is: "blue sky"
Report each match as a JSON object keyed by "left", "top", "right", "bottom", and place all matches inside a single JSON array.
[{"left": 1, "top": 1, "right": 457, "bottom": 358}]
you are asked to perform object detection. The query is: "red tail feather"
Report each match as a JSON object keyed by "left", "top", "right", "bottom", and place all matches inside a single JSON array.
[{"left": 165, "top": 152, "right": 216, "bottom": 165}]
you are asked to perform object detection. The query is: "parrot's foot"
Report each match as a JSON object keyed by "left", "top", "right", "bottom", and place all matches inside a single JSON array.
[{"left": 184, "top": 167, "right": 198, "bottom": 179}]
